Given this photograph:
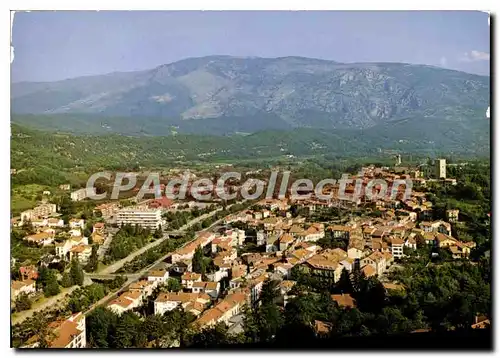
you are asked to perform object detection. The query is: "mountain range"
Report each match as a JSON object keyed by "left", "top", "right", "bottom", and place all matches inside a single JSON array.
[{"left": 10, "top": 56, "right": 490, "bottom": 154}]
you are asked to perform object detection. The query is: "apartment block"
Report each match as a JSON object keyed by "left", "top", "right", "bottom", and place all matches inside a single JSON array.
[{"left": 117, "top": 206, "right": 163, "bottom": 229}]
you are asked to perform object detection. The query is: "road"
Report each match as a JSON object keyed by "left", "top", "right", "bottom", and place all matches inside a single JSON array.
[{"left": 11, "top": 286, "right": 79, "bottom": 325}]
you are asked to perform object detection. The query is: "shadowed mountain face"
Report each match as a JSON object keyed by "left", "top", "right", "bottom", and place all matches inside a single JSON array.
[{"left": 11, "top": 55, "right": 490, "bottom": 133}]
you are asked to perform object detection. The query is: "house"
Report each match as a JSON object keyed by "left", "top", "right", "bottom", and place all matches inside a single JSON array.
[
  {"left": 181, "top": 272, "right": 202, "bottom": 290},
  {"left": 171, "top": 232, "right": 215, "bottom": 264},
  {"left": 249, "top": 273, "right": 267, "bottom": 304},
  {"left": 71, "top": 188, "right": 88, "bottom": 202},
  {"left": 279, "top": 233, "right": 294, "bottom": 251},
  {"left": 331, "top": 293, "right": 356, "bottom": 309},
  {"left": 419, "top": 220, "right": 451, "bottom": 236},
  {"left": 107, "top": 291, "right": 143, "bottom": 315},
  {"left": 328, "top": 225, "right": 353, "bottom": 240},
  {"left": 382, "top": 282, "right": 405, "bottom": 293},
  {"left": 446, "top": 209, "right": 460, "bottom": 223},
  {"left": 92, "top": 222, "right": 105, "bottom": 234},
  {"left": 449, "top": 242, "right": 474, "bottom": 259},
  {"left": 471, "top": 315, "right": 490, "bottom": 329},
  {"left": 361, "top": 251, "right": 387, "bottom": 277},
  {"left": 147, "top": 269, "right": 169, "bottom": 284},
  {"left": 31, "top": 218, "right": 48, "bottom": 228},
  {"left": 68, "top": 229, "right": 82, "bottom": 237},
  {"left": 361, "top": 264, "right": 377, "bottom": 277},
  {"left": 347, "top": 247, "right": 363, "bottom": 260},
  {"left": 314, "top": 320, "right": 333, "bottom": 337},
  {"left": 11, "top": 279, "right": 36, "bottom": 301},
  {"left": 69, "top": 245, "right": 92, "bottom": 263},
  {"left": 302, "top": 224, "right": 325, "bottom": 242},
  {"left": 256, "top": 230, "right": 266, "bottom": 246},
  {"left": 23, "top": 232, "right": 54, "bottom": 246},
  {"left": 91, "top": 232, "right": 105, "bottom": 245},
  {"left": 19, "top": 266, "right": 39, "bottom": 281},
  {"left": 172, "top": 260, "right": 192, "bottom": 274},
  {"left": 435, "top": 233, "right": 458, "bottom": 248},
  {"left": 404, "top": 233, "right": 418, "bottom": 250},
  {"left": 47, "top": 218, "right": 65, "bottom": 228},
  {"left": 129, "top": 280, "right": 156, "bottom": 298},
  {"left": 192, "top": 281, "right": 220, "bottom": 299},
  {"left": 94, "top": 202, "right": 120, "bottom": 219},
  {"left": 154, "top": 292, "right": 211, "bottom": 315},
  {"left": 193, "top": 292, "right": 247, "bottom": 328},
  {"left": 23, "top": 312, "right": 86, "bottom": 348},
  {"left": 148, "top": 197, "right": 173, "bottom": 210},
  {"left": 390, "top": 237, "right": 405, "bottom": 259},
  {"left": 273, "top": 262, "right": 294, "bottom": 278},
  {"left": 266, "top": 235, "right": 279, "bottom": 253},
  {"left": 300, "top": 253, "right": 343, "bottom": 283},
  {"left": 20, "top": 203, "right": 58, "bottom": 223},
  {"left": 371, "top": 239, "right": 390, "bottom": 253},
  {"left": 205, "top": 268, "right": 229, "bottom": 283},
  {"left": 69, "top": 218, "right": 86, "bottom": 229}
]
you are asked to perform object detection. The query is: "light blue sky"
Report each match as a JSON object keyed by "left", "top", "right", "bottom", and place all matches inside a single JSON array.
[{"left": 11, "top": 11, "right": 490, "bottom": 82}]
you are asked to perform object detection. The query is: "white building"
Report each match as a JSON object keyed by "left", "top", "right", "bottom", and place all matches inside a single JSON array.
[
  {"left": 154, "top": 292, "right": 210, "bottom": 316},
  {"left": 69, "top": 245, "right": 92, "bottom": 263},
  {"left": 69, "top": 218, "right": 86, "bottom": 229},
  {"left": 20, "top": 203, "right": 57, "bottom": 223},
  {"left": 11, "top": 279, "right": 36, "bottom": 301},
  {"left": 435, "top": 159, "right": 447, "bottom": 179},
  {"left": 56, "top": 236, "right": 89, "bottom": 259},
  {"left": 147, "top": 269, "right": 169, "bottom": 284},
  {"left": 117, "top": 206, "right": 162, "bottom": 229},
  {"left": 71, "top": 188, "right": 88, "bottom": 202}
]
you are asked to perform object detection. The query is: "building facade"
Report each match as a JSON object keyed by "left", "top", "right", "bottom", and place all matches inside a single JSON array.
[
  {"left": 117, "top": 206, "right": 163, "bottom": 229},
  {"left": 434, "top": 159, "right": 446, "bottom": 179}
]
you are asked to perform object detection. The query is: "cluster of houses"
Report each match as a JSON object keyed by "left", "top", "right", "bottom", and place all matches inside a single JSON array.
[
  {"left": 107, "top": 269, "right": 169, "bottom": 315},
  {"left": 11, "top": 202, "right": 112, "bottom": 302},
  {"left": 20, "top": 215, "right": 105, "bottom": 264},
  {"left": 15, "top": 201, "right": 111, "bottom": 265}
]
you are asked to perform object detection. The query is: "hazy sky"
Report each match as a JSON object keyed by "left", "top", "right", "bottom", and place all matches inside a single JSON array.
[{"left": 11, "top": 11, "right": 490, "bottom": 82}]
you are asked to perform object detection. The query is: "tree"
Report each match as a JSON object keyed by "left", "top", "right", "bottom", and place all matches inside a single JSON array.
[
  {"left": 192, "top": 245, "right": 206, "bottom": 274},
  {"left": 70, "top": 258, "right": 85, "bottom": 286},
  {"left": 84, "top": 246, "right": 99, "bottom": 272},
  {"left": 60, "top": 272, "right": 73, "bottom": 288},
  {"left": 31, "top": 312, "right": 55, "bottom": 348},
  {"left": 143, "top": 314, "right": 168, "bottom": 347},
  {"left": 113, "top": 311, "right": 146, "bottom": 348},
  {"left": 86, "top": 307, "right": 118, "bottom": 348},
  {"left": 153, "top": 226, "right": 163, "bottom": 239},
  {"left": 334, "top": 268, "right": 354, "bottom": 294},
  {"left": 15, "top": 293, "right": 32, "bottom": 312},
  {"left": 185, "top": 322, "right": 231, "bottom": 348},
  {"left": 38, "top": 268, "right": 60, "bottom": 297},
  {"left": 166, "top": 278, "right": 182, "bottom": 292}
]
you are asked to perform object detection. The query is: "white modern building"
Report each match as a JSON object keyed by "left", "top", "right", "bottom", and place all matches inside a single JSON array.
[
  {"left": 71, "top": 188, "right": 89, "bottom": 202},
  {"left": 435, "top": 158, "right": 447, "bottom": 179},
  {"left": 117, "top": 206, "right": 163, "bottom": 229}
]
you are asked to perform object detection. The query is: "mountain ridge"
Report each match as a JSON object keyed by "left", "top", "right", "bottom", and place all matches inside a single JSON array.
[{"left": 12, "top": 55, "right": 489, "bottom": 135}]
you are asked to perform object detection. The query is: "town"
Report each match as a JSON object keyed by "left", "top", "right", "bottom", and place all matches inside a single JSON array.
[{"left": 10, "top": 157, "right": 491, "bottom": 348}]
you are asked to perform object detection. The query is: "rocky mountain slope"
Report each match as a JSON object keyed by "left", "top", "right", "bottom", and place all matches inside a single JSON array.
[{"left": 11, "top": 56, "right": 490, "bottom": 133}]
